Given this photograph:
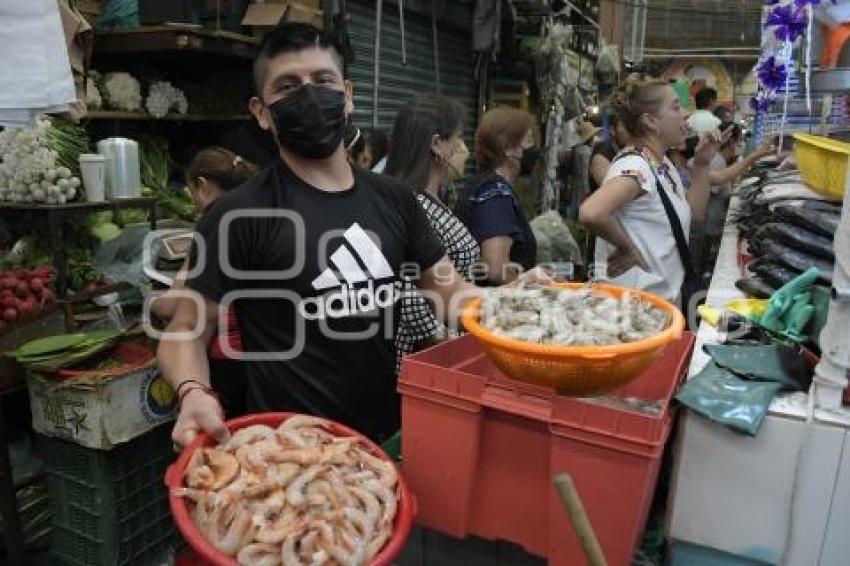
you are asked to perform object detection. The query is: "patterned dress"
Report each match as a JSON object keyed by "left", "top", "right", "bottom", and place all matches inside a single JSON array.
[{"left": 394, "top": 190, "right": 480, "bottom": 371}]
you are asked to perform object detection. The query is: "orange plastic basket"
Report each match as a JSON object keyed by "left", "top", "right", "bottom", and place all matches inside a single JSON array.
[{"left": 461, "top": 282, "right": 685, "bottom": 395}]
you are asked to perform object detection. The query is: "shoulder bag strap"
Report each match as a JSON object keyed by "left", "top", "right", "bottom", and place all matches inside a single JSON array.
[{"left": 611, "top": 151, "right": 696, "bottom": 282}]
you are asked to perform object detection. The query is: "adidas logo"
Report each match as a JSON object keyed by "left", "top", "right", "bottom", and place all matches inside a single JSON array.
[{"left": 298, "top": 223, "right": 401, "bottom": 320}]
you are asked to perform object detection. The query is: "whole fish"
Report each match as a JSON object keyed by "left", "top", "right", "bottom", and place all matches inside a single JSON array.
[
  {"left": 748, "top": 259, "right": 802, "bottom": 289},
  {"left": 756, "top": 222, "right": 834, "bottom": 260},
  {"left": 735, "top": 277, "right": 777, "bottom": 299},
  {"left": 759, "top": 239, "right": 834, "bottom": 284},
  {"left": 773, "top": 205, "right": 840, "bottom": 238}
]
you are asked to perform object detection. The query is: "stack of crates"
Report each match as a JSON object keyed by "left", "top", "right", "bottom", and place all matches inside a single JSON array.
[
  {"left": 36, "top": 423, "right": 180, "bottom": 565},
  {"left": 398, "top": 333, "right": 695, "bottom": 566}
]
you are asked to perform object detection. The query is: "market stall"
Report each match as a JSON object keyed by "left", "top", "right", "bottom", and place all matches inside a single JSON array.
[
  {"left": 4, "top": 1, "right": 849, "bottom": 566},
  {"left": 664, "top": 2, "right": 850, "bottom": 562},
  {"left": 669, "top": 185, "right": 850, "bottom": 565}
]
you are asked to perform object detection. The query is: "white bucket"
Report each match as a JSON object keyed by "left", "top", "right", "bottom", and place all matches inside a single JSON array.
[{"left": 79, "top": 153, "right": 106, "bottom": 202}]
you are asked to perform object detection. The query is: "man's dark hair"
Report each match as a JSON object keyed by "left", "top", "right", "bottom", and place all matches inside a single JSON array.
[
  {"left": 719, "top": 121, "right": 742, "bottom": 147},
  {"left": 253, "top": 23, "right": 345, "bottom": 95},
  {"left": 385, "top": 93, "right": 466, "bottom": 190},
  {"left": 694, "top": 87, "right": 718, "bottom": 110}
]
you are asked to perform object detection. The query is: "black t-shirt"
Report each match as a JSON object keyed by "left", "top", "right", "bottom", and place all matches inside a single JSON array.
[
  {"left": 588, "top": 140, "right": 619, "bottom": 194},
  {"left": 188, "top": 161, "right": 445, "bottom": 440}
]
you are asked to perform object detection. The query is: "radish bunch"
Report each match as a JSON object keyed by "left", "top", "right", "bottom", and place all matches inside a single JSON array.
[{"left": 0, "top": 265, "right": 57, "bottom": 330}]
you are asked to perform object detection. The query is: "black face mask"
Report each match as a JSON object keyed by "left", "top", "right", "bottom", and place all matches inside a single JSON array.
[
  {"left": 520, "top": 148, "right": 540, "bottom": 176},
  {"left": 267, "top": 85, "right": 347, "bottom": 159}
]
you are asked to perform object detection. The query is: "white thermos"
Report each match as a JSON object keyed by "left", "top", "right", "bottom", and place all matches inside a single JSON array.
[{"left": 96, "top": 137, "right": 141, "bottom": 199}]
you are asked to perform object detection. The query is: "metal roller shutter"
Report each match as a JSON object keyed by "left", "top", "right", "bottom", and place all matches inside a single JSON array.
[{"left": 346, "top": 0, "right": 477, "bottom": 135}]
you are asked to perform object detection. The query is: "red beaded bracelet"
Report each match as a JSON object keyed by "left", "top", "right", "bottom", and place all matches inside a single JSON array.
[{"left": 178, "top": 384, "right": 219, "bottom": 411}]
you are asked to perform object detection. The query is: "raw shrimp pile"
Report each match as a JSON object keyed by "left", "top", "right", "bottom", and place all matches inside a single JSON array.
[
  {"left": 481, "top": 286, "right": 670, "bottom": 346},
  {"left": 175, "top": 416, "right": 399, "bottom": 565}
]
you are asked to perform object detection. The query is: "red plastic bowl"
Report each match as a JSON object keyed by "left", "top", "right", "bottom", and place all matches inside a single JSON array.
[{"left": 164, "top": 412, "right": 415, "bottom": 566}]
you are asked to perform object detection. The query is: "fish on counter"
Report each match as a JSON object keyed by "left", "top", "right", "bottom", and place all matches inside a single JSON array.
[
  {"left": 735, "top": 277, "right": 777, "bottom": 299},
  {"left": 773, "top": 204, "right": 840, "bottom": 238},
  {"left": 748, "top": 259, "right": 804, "bottom": 289},
  {"left": 755, "top": 222, "right": 834, "bottom": 261},
  {"left": 757, "top": 239, "right": 834, "bottom": 284}
]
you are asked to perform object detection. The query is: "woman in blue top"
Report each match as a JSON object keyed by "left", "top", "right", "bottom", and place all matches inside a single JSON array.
[{"left": 459, "top": 107, "right": 538, "bottom": 284}]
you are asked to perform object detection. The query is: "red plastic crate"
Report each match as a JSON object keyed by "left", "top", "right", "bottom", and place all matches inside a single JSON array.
[{"left": 398, "top": 332, "right": 695, "bottom": 566}]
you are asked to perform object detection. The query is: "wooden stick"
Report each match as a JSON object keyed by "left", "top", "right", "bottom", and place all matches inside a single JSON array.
[{"left": 553, "top": 472, "right": 608, "bottom": 566}]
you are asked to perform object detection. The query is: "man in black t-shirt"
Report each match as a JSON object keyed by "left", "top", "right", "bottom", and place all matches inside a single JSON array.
[{"left": 157, "top": 24, "right": 504, "bottom": 447}]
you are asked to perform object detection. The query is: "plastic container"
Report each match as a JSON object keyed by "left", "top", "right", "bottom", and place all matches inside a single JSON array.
[
  {"left": 794, "top": 133, "right": 850, "bottom": 201},
  {"left": 398, "top": 332, "right": 695, "bottom": 566},
  {"left": 164, "top": 412, "right": 415, "bottom": 566},
  {"left": 54, "top": 342, "right": 155, "bottom": 380},
  {"left": 37, "top": 423, "right": 179, "bottom": 565},
  {"left": 78, "top": 153, "right": 106, "bottom": 202},
  {"left": 97, "top": 137, "right": 141, "bottom": 199},
  {"left": 461, "top": 282, "right": 685, "bottom": 395}
]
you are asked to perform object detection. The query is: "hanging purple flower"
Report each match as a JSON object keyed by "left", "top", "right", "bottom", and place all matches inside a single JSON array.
[
  {"left": 765, "top": 4, "right": 808, "bottom": 42},
  {"left": 750, "top": 90, "right": 778, "bottom": 113},
  {"left": 757, "top": 56, "right": 788, "bottom": 91}
]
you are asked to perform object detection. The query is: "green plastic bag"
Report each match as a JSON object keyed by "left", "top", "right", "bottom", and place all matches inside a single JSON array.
[
  {"left": 676, "top": 362, "right": 782, "bottom": 436},
  {"left": 704, "top": 344, "right": 807, "bottom": 391}
]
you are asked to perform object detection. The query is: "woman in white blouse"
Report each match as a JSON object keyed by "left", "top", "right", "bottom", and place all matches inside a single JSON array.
[{"left": 579, "top": 75, "right": 728, "bottom": 307}]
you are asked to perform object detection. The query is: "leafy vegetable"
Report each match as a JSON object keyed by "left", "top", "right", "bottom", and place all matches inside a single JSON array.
[
  {"left": 113, "top": 208, "right": 149, "bottom": 227},
  {"left": 7, "top": 329, "right": 124, "bottom": 372},
  {"left": 45, "top": 116, "right": 90, "bottom": 177},
  {"left": 138, "top": 135, "right": 197, "bottom": 222}
]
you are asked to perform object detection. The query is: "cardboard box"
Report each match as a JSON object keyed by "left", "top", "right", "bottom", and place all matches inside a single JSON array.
[
  {"left": 285, "top": 2, "right": 324, "bottom": 29},
  {"left": 27, "top": 355, "right": 176, "bottom": 450},
  {"left": 242, "top": 2, "right": 288, "bottom": 38}
]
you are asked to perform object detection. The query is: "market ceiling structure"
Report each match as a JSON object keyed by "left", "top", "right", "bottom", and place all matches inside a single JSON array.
[
  {"left": 512, "top": 0, "right": 764, "bottom": 54},
  {"left": 645, "top": 0, "right": 764, "bottom": 51}
]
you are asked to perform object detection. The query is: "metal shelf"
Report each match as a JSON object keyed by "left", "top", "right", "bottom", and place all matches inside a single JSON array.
[{"left": 0, "top": 198, "right": 157, "bottom": 298}]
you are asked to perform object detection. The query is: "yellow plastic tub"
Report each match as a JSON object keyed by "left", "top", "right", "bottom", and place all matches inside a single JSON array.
[{"left": 794, "top": 133, "right": 850, "bottom": 201}]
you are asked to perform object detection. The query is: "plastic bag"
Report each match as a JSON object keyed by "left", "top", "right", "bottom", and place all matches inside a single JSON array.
[
  {"left": 530, "top": 210, "right": 582, "bottom": 265},
  {"left": 704, "top": 343, "right": 811, "bottom": 391},
  {"left": 595, "top": 41, "right": 620, "bottom": 86},
  {"left": 676, "top": 362, "right": 782, "bottom": 436},
  {"left": 93, "top": 224, "right": 150, "bottom": 287}
]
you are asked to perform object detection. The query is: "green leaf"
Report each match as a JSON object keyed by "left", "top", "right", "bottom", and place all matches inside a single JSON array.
[{"left": 11, "top": 333, "right": 87, "bottom": 358}]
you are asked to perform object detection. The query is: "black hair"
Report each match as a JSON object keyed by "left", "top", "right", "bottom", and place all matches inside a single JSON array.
[
  {"left": 714, "top": 106, "right": 733, "bottom": 122},
  {"left": 694, "top": 88, "right": 718, "bottom": 110},
  {"left": 253, "top": 23, "right": 345, "bottom": 95},
  {"left": 186, "top": 146, "right": 258, "bottom": 191},
  {"left": 719, "top": 121, "right": 743, "bottom": 147},
  {"left": 385, "top": 94, "right": 466, "bottom": 190},
  {"left": 365, "top": 128, "right": 389, "bottom": 165}
]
